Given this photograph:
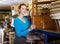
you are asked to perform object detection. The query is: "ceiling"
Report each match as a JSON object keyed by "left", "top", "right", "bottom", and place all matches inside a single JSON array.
[
  {"left": 0, "top": 0, "right": 30, "bottom": 6},
  {"left": 0, "top": 0, "right": 30, "bottom": 10}
]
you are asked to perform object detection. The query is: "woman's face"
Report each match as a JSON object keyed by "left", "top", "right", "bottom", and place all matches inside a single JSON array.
[{"left": 19, "top": 5, "right": 27, "bottom": 15}]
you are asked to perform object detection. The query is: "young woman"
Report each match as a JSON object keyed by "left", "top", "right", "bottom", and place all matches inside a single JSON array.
[{"left": 14, "top": 4, "right": 35, "bottom": 44}]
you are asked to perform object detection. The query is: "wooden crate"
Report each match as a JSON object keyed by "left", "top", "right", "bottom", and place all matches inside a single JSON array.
[{"left": 9, "top": 32, "right": 15, "bottom": 44}]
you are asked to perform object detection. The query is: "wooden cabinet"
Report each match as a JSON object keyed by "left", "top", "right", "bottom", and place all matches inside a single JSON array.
[
  {"left": 32, "top": 15, "right": 57, "bottom": 31},
  {"left": 32, "top": 0, "right": 57, "bottom": 31}
]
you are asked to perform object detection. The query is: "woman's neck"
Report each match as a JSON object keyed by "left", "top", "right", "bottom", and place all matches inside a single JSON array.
[
  {"left": 18, "top": 13, "right": 24, "bottom": 19},
  {"left": 18, "top": 14, "right": 25, "bottom": 23}
]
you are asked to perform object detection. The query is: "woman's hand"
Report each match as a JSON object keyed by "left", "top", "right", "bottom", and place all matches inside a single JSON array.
[
  {"left": 31, "top": 24, "right": 36, "bottom": 29},
  {"left": 29, "top": 24, "right": 36, "bottom": 31}
]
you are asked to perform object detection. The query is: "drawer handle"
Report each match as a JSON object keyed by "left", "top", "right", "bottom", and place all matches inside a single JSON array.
[{"left": 40, "top": 21, "right": 44, "bottom": 23}]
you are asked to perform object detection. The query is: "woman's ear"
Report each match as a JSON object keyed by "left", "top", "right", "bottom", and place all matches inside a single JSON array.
[
  {"left": 19, "top": 9, "right": 20, "bottom": 12},
  {"left": 18, "top": 9, "right": 20, "bottom": 13}
]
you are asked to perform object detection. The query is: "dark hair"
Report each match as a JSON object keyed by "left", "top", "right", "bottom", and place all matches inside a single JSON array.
[{"left": 18, "top": 4, "right": 26, "bottom": 9}]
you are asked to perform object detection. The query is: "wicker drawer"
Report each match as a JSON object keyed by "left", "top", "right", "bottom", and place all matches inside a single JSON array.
[{"left": 32, "top": 15, "right": 57, "bottom": 30}]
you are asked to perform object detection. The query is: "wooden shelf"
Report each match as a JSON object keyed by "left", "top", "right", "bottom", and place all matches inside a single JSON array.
[{"left": 34, "top": 1, "right": 55, "bottom": 4}]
